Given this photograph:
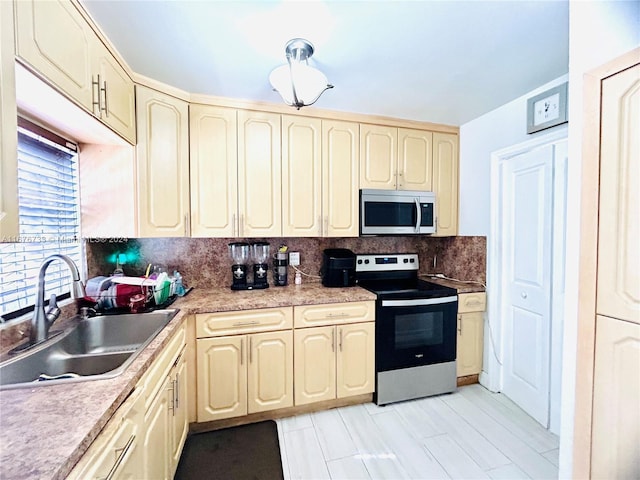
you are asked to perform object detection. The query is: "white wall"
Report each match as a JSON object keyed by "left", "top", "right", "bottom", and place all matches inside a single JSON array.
[
  {"left": 458, "top": 74, "right": 568, "bottom": 236},
  {"left": 560, "top": 1, "right": 640, "bottom": 478}
]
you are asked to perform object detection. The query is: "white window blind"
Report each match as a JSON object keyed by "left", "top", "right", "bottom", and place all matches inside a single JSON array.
[{"left": 0, "top": 127, "right": 81, "bottom": 320}]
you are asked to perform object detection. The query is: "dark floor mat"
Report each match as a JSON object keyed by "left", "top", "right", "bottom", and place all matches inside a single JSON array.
[{"left": 174, "top": 420, "right": 284, "bottom": 480}]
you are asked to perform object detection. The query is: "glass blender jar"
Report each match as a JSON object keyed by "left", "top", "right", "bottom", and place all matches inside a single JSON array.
[
  {"left": 251, "top": 242, "right": 270, "bottom": 289},
  {"left": 228, "top": 242, "right": 250, "bottom": 290}
]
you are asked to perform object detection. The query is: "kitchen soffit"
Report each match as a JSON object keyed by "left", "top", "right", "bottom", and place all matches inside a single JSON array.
[{"left": 80, "top": 0, "right": 569, "bottom": 126}]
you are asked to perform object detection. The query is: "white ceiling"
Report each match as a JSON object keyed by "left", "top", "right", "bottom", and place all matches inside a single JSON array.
[{"left": 81, "top": 0, "right": 569, "bottom": 126}]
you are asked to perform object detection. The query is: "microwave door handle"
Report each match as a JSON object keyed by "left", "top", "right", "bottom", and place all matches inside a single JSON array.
[{"left": 415, "top": 198, "right": 422, "bottom": 232}]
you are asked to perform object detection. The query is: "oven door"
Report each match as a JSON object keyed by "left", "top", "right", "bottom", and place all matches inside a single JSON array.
[{"left": 376, "top": 296, "right": 458, "bottom": 372}]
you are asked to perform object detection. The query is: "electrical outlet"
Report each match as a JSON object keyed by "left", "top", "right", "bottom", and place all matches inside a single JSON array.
[{"left": 289, "top": 252, "right": 300, "bottom": 266}]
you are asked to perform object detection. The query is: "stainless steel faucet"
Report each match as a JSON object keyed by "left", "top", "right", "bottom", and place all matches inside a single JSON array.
[{"left": 30, "top": 254, "right": 86, "bottom": 345}]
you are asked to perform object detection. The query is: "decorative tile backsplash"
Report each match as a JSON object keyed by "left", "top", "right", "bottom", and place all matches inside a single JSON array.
[{"left": 86, "top": 236, "right": 486, "bottom": 289}]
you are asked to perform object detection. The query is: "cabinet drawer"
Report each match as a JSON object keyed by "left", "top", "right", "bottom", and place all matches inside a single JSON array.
[
  {"left": 67, "top": 387, "right": 144, "bottom": 479},
  {"left": 458, "top": 292, "right": 487, "bottom": 313},
  {"left": 196, "top": 307, "right": 293, "bottom": 338},
  {"left": 294, "top": 301, "right": 375, "bottom": 328},
  {"left": 137, "top": 322, "right": 186, "bottom": 411}
]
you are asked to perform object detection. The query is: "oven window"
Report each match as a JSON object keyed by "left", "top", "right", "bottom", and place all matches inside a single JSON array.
[{"left": 395, "top": 312, "right": 443, "bottom": 350}]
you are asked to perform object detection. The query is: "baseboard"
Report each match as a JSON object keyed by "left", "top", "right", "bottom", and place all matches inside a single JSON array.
[
  {"left": 457, "top": 374, "right": 479, "bottom": 387},
  {"left": 190, "top": 393, "right": 373, "bottom": 433}
]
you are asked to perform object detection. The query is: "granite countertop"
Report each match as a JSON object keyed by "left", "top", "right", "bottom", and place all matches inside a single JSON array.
[
  {"left": 0, "top": 283, "right": 375, "bottom": 480},
  {"left": 419, "top": 275, "right": 486, "bottom": 293}
]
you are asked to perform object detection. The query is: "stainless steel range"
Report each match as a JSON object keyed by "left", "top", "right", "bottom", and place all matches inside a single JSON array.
[{"left": 355, "top": 253, "right": 458, "bottom": 405}]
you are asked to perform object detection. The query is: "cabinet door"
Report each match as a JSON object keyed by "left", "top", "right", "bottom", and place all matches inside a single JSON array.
[
  {"left": 196, "top": 336, "right": 247, "bottom": 422},
  {"left": 92, "top": 41, "right": 135, "bottom": 143},
  {"left": 596, "top": 64, "right": 640, "bottom": 324},
  {"left": 294, "top": 326, "right": 336, "bottom": 405},
  {"left": 360, "top": 124, "right": 397, "bottom": 189},
  {"left": 247, "top": 330, "right": 293, "bottom": 413},
  {"left": 237, "top": 110, "right": 281, "bottom": 237},
  {"left": 136, "top": 85, "right": 190, "bottom": 237},
  {"left": 14, "top": 0, "right": 94, "bottom": 111},
  {"left": 170, "top": 351, "right": 189, "bottom": 477},
  {"left": 456, "top": 312, "right": 484, "bottom": 376},
  {"left": 398, "top": 128, "right": 433, "bottom": 191},
  {"left": 323, "top": 120, "right": 360, "bottom": 237},
  {"left": 432, "top": 132, "right": 459, "bottom": 236},
  {"left": 591, "top": 315, "right": 640, "bottom": 479},
  {"left": 189, "top": 105, "right": 238, "bottom": 237},
  {"left": 282, "top": 115, "right": 322, "bottom": 236},
  {"left": 0, "top": 0, "right": 18, "bottom": 240},
  {"left": 142, "top": 376, "right": 172, "bottom": 480},
  {"left": 336, "top": 322, "right": 375, "bottom": 398}
]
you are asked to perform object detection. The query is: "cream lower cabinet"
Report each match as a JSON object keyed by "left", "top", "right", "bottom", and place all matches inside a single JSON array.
[
  {"left": 136, "top": 85, "right": 190, "bottom": 237},
  {"left": 67, "top": 387, "right": 145, "bottom": 480},
  {"left": 456, "top": 292, "right": 486, "bottom": 377},
  {"left": 294, "top": 322, "right": 375, "bottom": 406},
  {"left": 293, "top": 301, "right": 375, "bottom": 406},
  {"left": 197, "top": 330, "right": 293, "bottom": 422},
  {"left": 195, "top": 307, "right": 294, "bottom": 422}
]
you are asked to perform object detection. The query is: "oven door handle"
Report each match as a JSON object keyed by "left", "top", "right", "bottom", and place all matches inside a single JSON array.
[{"left": 381, "top": 296, "right": 458, "bottom": 307}]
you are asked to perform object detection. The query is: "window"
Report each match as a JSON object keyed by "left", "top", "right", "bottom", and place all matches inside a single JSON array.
[{"left": 0, "top": 121, "right": 82, "bottom": 321}]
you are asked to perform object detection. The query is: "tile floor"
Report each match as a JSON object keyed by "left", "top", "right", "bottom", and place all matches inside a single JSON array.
[{"left": 276, "top": 384, "right": 559, "bottom": 479}]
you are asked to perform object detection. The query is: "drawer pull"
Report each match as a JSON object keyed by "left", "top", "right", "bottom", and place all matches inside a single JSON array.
[
  {"left": 338, "top": 329, "right": 343, "bottom": 352},
  {"left": 233, "top": 320, "right": 260, "bottom": 327},
  {"left": 327, "top": 312, "right": 349, "bottom": 318},
  {"left": 100, "top": 434, "right": 135, "bottom": 480},
  {"left": 465, "top": 300, "right": 482, "bottom": 306}
]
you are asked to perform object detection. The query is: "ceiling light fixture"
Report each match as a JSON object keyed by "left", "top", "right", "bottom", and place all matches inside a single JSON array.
[{"left": 269, "top": 38, "right": 333, "bottom": 110}]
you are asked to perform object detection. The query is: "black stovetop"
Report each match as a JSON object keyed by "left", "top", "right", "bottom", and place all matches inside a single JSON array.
[{"left": 356, "top": 277, "right": 457, "bottom": 299}]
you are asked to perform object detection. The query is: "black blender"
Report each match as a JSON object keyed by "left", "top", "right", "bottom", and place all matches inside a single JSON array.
[
  {"left": 251, "top": 242, "right": 270, "bottom": 289},
  {"left": 229, "top": 242, "right": 250, "bottom": 290}
]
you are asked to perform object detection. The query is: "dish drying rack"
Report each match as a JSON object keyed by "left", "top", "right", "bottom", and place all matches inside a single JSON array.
[{"left": 85, "top": 275, "right": 178, "bottom": 313}]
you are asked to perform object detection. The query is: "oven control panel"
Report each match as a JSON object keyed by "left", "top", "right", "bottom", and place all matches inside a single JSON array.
[{"left": 355, "top": 253, "right": 419, "bottom": 272}]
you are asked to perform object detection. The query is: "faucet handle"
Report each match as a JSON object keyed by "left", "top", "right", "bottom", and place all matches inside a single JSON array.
[{"left": 45, "top": 294, "right": 61, "bottom": 323}]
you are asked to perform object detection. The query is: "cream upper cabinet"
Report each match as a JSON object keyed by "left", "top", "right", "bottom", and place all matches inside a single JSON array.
[
  {"left": 360, "top": 124, "right": 397, "bottom": 189},
  {"left": 14, "top": 0, "right": 135, "bottom": 144},
  {"left": 360, "top": 125, "right": 434, "bottom": 191},
  {"left": 92, "top": 41, "right": 136, "bottom": 143},
  {"left": 282, "top": 115, "right": 322, "bottom": 236},
  {"left": 432, "top": 132, "right": 459, "bottom": 236},
  {"left": 596, "top": 64, "right": 640, "bottom": 325},
  {"left": 247, "top": 330, "right": 294, "bottom": 414},
  {"left": 336, "top": 322, "right": 375, "bottom": 398},
  {"left": 0, "top": 0, "right": 18, "bottom": 240},
  {"left": 237, "top": 110, "right": 282, "bottom": 237},
  {"left": 189, "top": 104, "right": 238, "bottom": 237},
  {"left": 398, "top": 128, "right": 433, "bottom": 190},
  {"left": 15, "top": 0, "right": 94, "bottom": 110},
  {"left": 294, "top": 325, "right": 336, "bottom": 405},
  {"left": 136, "top": 85, "right": 190, "bottom": 237},
  {"left": 456, "top": 292, "right": 486, "bottom": 377},
  {"left": 323, "top": 120, "right": 360, "bottom": 237}
]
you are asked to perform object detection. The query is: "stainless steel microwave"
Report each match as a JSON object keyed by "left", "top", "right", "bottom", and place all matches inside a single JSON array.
[{"left": 360, "top": 189, "right": 436, "bottom": 235}]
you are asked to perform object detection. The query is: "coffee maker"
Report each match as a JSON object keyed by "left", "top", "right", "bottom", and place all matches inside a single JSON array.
[{"left": 251, "top": 242, "right": 270, "bottom": 289}]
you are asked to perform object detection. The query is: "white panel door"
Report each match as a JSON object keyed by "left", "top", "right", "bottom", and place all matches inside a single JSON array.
[{"left": 502, "top": 145, "right": 553, "bottom": 427}]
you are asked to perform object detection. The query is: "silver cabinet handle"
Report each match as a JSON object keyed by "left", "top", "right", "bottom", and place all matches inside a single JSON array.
[
  {"left": 331, "top": 329, "right": 335, "bottom": 353},
  {"left": 92, "top": 75, "right": 101, "bottom": 116},
  {"left": 249, "top": 336, "right": 253, "bottom": 364},
  {"left": 174, "top": 374, "right": 179, "bottom": 410},
  {"left": 100, "top": 434, "right": 135, "bottom": 480},
  {"left": 457, "top": 315, "right": 462, "bottom": 335},
  {"left": 101, "top": 80, "right": 109, "bottom": 117},
  {"left": 327, "top": 312, "right": 349, "bottom": 318},
  {"left": 339, "top": 328, "right": 343, "bottom": 352},
  {"left": 240, "top": 338, "right": 244, "bottom": 366},
  {"left": 233, "top": 320, "right": 259, "bottom": 327}
]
